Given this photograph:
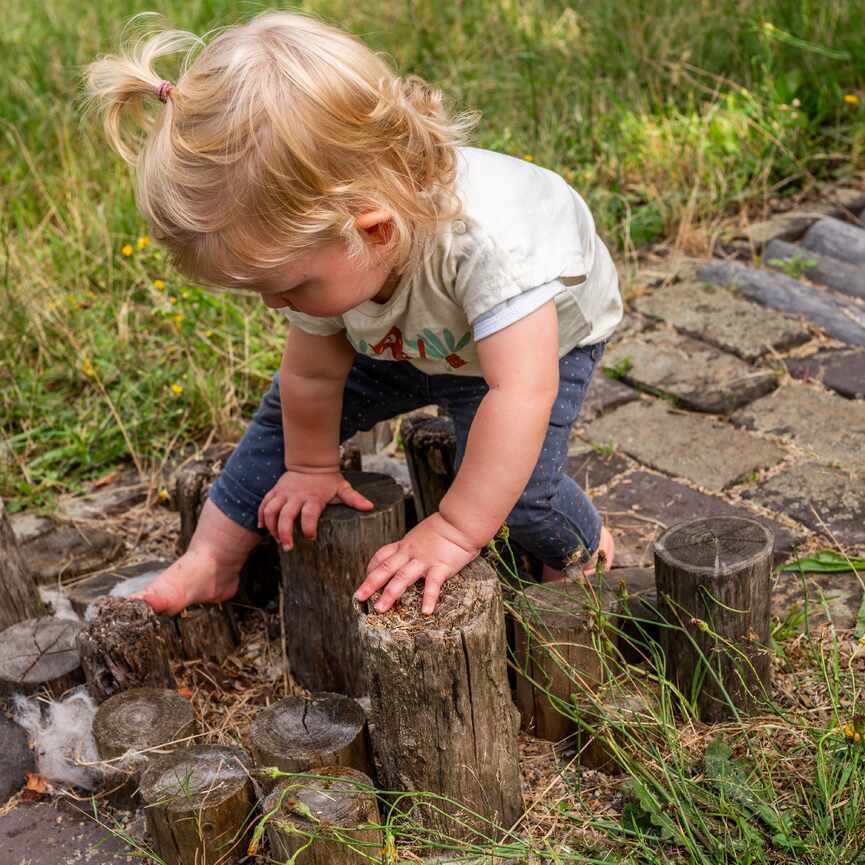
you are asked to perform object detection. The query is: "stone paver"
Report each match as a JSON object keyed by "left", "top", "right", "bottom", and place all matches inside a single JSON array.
[
  {"left": 593, "top": 470, "right": 800, "bottom": 568},
  {"left": 786, "top": 350, "right": 865, "bottom": 400},
  {"left": 565, "top": 444, "right": 630, "bottom": 491},
  {"left": 633, "top": 280, "right": 809, "bottom": 360},
  {"left": 743, "top": 463, "right": 865, "bottom": 548},
  {"left": 802, "top": 216, "right": 865, "bottom": 265},
  {"left": 56, "top": 484, "right": 146, "bottom": 522},
  {"left": 0, "top": 714, "right": 33, "bottom": 803},
  {"left": 733, "top": 384, "right": 865, "bottom": 473},
  {"left": 585, "top": 399, "right": 786, "bottom": 491},
  {"left": 602, "top": 330, "right": 777, "bottom": 414},
  {"left": 772, "top": 570, "right": 864, "bottom": 632},
  {"left": 765, "top": 238, "right": 865, "bottom": 302},
  {"left": 579, "top": 373, "right": 638, "bottom": 423}
]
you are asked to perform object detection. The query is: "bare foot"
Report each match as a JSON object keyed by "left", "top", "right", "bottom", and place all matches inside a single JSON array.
[{"left": 541, "top": 527, "right": 616, "bottom": 583}]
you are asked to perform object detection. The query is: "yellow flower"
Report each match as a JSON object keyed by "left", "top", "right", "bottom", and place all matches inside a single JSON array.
[
  {"left": 844, "top": 93, "right": 860, "bottom": 105},
  {"left": 169, "top": 295, "right": 177, "bottom": 304},
  {"left": 121, "top": 243, "right": 133, "bottom": 257},
  {"left": 205, "top": 330, "right": 214, "bottom": 338},
  {"left": 136, "top": 235, "right": 150, "bottom": 250},
  {"left": 523, "top": 153, "right": 534, "bottom": 162},
  {"left": 157, "top": 488, "right": 170, "bottom": 502},
  {"left": 153, "top": 279, "right": 166, "bottom": 290},
  {"left": 80, "top": 357, "right": 95, "bottom": 378},
  {"left": 173, "top": 313, "right": 185, "bottom": 325},
  {"left": 844, "top": 723, "right": 854, "bottom": 738},
  {"left": 169, "top": 383, "right": 184, "bottom": 396}
]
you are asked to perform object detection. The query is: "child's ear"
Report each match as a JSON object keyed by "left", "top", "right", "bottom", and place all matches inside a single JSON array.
[{"left": 354, "top": 210, "right": 393, "bottom": 244}]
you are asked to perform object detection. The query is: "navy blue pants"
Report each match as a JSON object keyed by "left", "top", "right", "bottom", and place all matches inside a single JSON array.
[{"left": 209, "top": 341, "right": 605, "bottom": 569}]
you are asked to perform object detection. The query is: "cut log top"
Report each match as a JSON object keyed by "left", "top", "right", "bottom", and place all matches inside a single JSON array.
[
  {"left": 140, "top": 745, "right": 252, "bottom": 811},
  {"left": 263, "top": 766, "right": 376, "bottom": 827},
  {"left": 317, "top": 471, "right": 403, "bottom": 523},
  {"left": 93, "top": 688, "right": 196, "bottom": 755},
  {"left": 0, "top": 617, "right": 80, "bottom": 685},
  {"left": 252, "top": 693, "right": 365, "bottom": 758},
  {"left": 401, "top": 415, "right": 455, "bottom": 450},
  {"left": 82, "top": 595, "right": 160, "bottom": 638},
  {"left": 358, "top": 559, "right": 493, "bottom": 633},
  {"left": 654, "top": 516, "right": 773, "bottom": 575}
]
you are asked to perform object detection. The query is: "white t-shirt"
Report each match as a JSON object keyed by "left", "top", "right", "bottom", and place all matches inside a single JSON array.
[{"left": 280, "top": 147, "right": 623, "bottom": 375}]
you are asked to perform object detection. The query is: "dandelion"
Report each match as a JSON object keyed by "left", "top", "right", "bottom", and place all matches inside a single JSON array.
[
  {"left": 844, "top": 93, "right": 860, "bottom": 105},
  {"left": 121, "top": 243, "right": 133, "bottom": 257},
  {"left": 136, "top": 235, "right": 150, "bottom": 250},
  {"left": 522, "top": 153, "right": 534, "bottom": 162},
  {"left": 80, "top": 357, "right": 95, "bottom": 377},
  {"left": 173, "top": 313, "right": 185, "bottom": 325},
  {"left": 157, "top": 488, "right": 170, "bottom": 502},
  {"left": 169, "top": 383, "right": 184, "bottom": 396},
  {"left": 169, "top": 295, "right": 177, "bottom": 304},
  {"left": 153, "top": 279, "right": 166, "bottom": 290}
]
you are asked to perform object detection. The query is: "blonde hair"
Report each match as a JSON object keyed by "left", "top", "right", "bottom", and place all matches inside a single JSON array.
[{"left": 83, "top": 10, "right": 478, "bottom": 289}]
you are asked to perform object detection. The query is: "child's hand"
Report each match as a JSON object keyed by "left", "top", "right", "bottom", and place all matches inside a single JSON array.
[
  {"left": 258, "top": 470, "right": 374, "bottom": 550},
  {"left": 354, "top": 513, "right": 481, "bottom": 615}
]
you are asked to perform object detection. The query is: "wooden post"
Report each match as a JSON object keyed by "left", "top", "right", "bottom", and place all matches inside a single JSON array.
[
  {"left": 281, "top": 471, "right": 404, "bottom": 697},
  {"left": 513, "top": 578, "right": 615, "bottom": 743},
  {"left": 92, "top": 688, "right": 197, "bottom": 810},
  {"left": 0, "top": 500, "right": 46, "bottom": 630},
  {"left": 176, "top": 604, "right": 238, "bottom": 664},
  {"left": 78, "top": 597, "right": 176, "bottom": 703},
  {"left": 400, "top": 414, "right": 456, "bottom": 521},
  {"left": 140, "top": 745, "right": 255, "bottom": 865},
  {"left": 250, "top": 693, "right": 370, "bottom": 793},
  {"left": 356, "top": 558, "right": 522, "bottom": 840},
  {"left": 263, "top": 766, "right": 381, "bottom": 865},
  {"left": 654, "top": 516, "right": 773, "bottom": 722},
  {"left": 0, "top": 617, "right": 83, "bottom": 697}
]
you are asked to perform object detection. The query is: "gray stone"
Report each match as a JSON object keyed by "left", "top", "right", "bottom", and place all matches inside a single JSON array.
[
  {"left": 593, "top": 470, "right": 800, "bottom": 569},
  {"left": 765, "top": 238, "right": 865, "bottom": 301},
  {"left": 733, "top": 384, "right": 865, "bottom": 473},
  {"left": 802, "top": 216, "right": 865, "bottom": 266},
  {"left": 786, "top": 350, "right": 865, "bottom": 399},
  {"left": 602, "top": 330, "right": 777, "bottom": 414},
  {"left": 565, "top": 444, "right": 630, "bottom": 490},
  {"left": 743, "top": 462, "right": 865, "bottom": 547},
  {"left": 360, "top": 453, "right": 412, "bottom": 492},
  {"left": 56, "top": 484, "right": 146, "bottom": 522},
  {"left": 17, "top": 522, "right": 125, "bottom": 583},
  {"left": 66, "top": 560, "right": 172, "bottom": 616},
  {"left": 0, "top": 714, "right": 34, "bottom": 802},
  {"left": 585, "top": 399, "right": 786, "bottom": 491},
  {"left": 0, "top": 799, "right": 135, "bottom": 864},
  {"left": 698, "top": 260, "right": 865, "bottom": 348},
  {"left": 8, "top": 513, "right": 54, "bottom": 545},
  {"left": 772, "top": 570, "right": 863, "bottom": 632},
  {"left": 633, "top": 280, "right": 809, "bottom": 360},
  {"left": 579, "top": 373, "right": 638, "bottom": 422}
]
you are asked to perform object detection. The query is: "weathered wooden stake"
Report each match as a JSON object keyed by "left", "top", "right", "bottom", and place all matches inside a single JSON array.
[
  {"left": 513, "top": 578, "right": 614, "bottom": 742},
  {"left": 78, "top": 597, "right": 176, "bottom": 702},
  {"left": 140, "top": 745, "right": 255, "bottom": 865},
  {"left": 263, "top": 766, "right": 381, "bottom": 865},
  {"left": 176, "top": 604, "right": 238, "bottom": 664},
  {"left": 400, "top": 414, "right": 456, "bottom": 521},
  {"left": 92, "top": 687, "right": 197, "bottom": 810},
  {"left": 356, "top": 558, "right": 522, "bottom": 840},
  {"left": 0, "top": 617, "right": 83, "bottom": 697},
  {"left": 281, "top": 471, "right": 404, "bottom": 697},
  {"left": 0, "top": 499, "right": 46, "bottom": 630},
  {"left": 251, "top": 692, "right": 370, "bottom": 793},
  {"left": 655, "top": 516, "right": 773, "bottom": 722}
]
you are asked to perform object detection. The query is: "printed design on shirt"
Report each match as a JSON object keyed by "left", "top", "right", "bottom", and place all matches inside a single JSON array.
[{"left": 350, "top": 326, "right": 471, "bottom": 368}]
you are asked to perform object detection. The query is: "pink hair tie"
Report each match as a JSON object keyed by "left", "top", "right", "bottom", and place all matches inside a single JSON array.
[{"left": 156, "top": 80, "right": 174, "bottom": 103}]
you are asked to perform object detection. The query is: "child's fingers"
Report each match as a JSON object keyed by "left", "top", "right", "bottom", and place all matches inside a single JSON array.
[
  {"left": 366, "top": 542, "right": 399, "bottom": 575},
  {"left": 354, "top": 547, "right": 409, "bottom": 602},
  {"left": 336, "top": 483, "right": 375, "bottom": 511},
  {"left": 421, "top": 564, "right": 451, "bottom": 615},
  {"left": 373, "top": 558, "right": 426, "bottom": 613},
  {"left": 276, "top": 499, "right": 302, "bottom": 550},
  {"left": 299, "top": 499, "right": 324, "bottom": 540},
  {"left": 260, "top": 493, "right": 286, "bottom": 538}
]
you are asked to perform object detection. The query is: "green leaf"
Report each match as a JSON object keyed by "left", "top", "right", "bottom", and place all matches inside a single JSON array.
[
  {"left": 455, "top": 330, "right": 471, "bottom": 351},
  {"left": 421, "top": 329, "right": 448, "bottom": 355},
  {"left": 778, "top": 549, "right": 865, "bottom": 573},
  {"left": 442, "top": 328, "right": 456, "bottom": 351}
]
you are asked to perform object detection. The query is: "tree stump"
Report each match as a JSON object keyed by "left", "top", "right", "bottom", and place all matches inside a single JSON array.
[
  {"left": 356, "top": 558, "right": 522, "bottom": 840},
  {"left": 654, "top": 516, "right": 773, "bottom": 723},
  {"left": 176, "top": 604, "right": 239, "bottom": 664},
  {"left": 250, "top": 693, "right": 370, "bottom": 793},
  {"left": 0, "top": 617, "right": 83, "bottom": 697},
  {"left": 140, "top": 745, "right": 255, "bottom": 865},
  {"left": 400, "top": 414, "right": 456, "bottom": 521},
  {"left": 513, "top": 578, "right": 615, "bottom": 742},
  {"left": 281, "top": 471, "right": 404, "bottom": 697},
  {"left": 0, "top": 500, "right": 46, "bottom": 630},
  {"left": 263, "top": 766, "right": 380, "bottom": 865},
  {"left": 92, "top": 688, "right": 197, "bottom": 810},
  {"left": 78, "top": 597, "right": 176, "bottom": 703}
]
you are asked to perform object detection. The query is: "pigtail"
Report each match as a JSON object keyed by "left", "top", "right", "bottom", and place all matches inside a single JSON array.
[{"left": 82, "top": 19, "right": 201, "bottom": 166}]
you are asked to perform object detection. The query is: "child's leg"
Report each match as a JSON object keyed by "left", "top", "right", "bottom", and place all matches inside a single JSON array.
[
  {"left": 442, "top": 341, "right": 612, "bottom": 583},
  {"left": 138, "top": 356, "right": 434, "bottom": 613}
]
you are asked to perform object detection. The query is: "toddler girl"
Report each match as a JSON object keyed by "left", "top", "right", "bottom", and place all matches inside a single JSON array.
[{"left": 86, "top": 10, "right": 621, "bottom": 617}]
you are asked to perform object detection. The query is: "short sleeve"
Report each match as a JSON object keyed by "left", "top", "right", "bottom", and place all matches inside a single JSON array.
[
  {"left": 472, "top": 280, "right": 565, "bottom": 341},
  {"left": 278, "top": 307, "right": 344, "bottom": 336}
]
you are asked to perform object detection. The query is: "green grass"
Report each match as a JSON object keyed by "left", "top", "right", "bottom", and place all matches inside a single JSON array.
[{"left": 2, "top": 0, "right": 865, "bottom": 509}]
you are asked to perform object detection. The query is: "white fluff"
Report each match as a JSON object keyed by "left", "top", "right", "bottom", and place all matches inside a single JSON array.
[
  {"left": 38, "top": 587, "right": 80, "bottom": 622},
  {"left": 11, "top": 687, "right": 104, "bottom": 790}
]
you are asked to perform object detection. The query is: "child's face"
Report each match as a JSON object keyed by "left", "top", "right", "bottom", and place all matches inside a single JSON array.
[{"left": 255, "top": 230, "right": 397, "bottom": 318}]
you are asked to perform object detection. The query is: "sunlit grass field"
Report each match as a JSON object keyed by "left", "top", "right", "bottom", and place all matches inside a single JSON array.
[{"left": 2, "top": 0, "right": 864, "bottom": 508}]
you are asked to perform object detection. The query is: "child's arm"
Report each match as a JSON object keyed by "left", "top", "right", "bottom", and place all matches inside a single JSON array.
[
  {"left": 258, "top": 327, "right": 374, "bottom": 547},
  {"left": 354, "top": 300, "right": 560, "bottom": 613}
]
